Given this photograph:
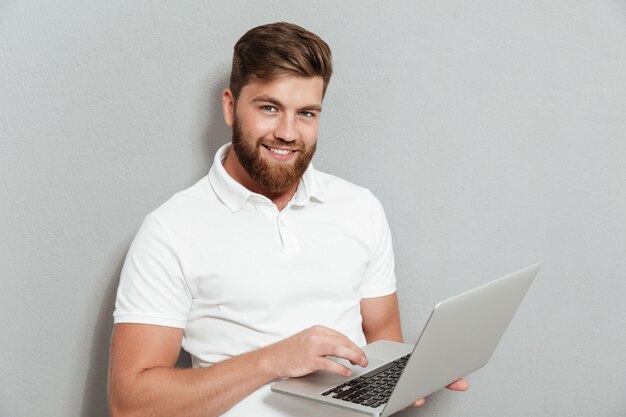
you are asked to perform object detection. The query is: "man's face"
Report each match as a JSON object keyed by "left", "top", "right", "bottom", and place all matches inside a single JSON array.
[{"left": 225, "top": 75, "right": 324, "bottom": 193}]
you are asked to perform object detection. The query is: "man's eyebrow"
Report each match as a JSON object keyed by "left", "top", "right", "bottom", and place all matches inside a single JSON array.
[
  {"left": 252, "top": 95, "right": 322, "bottom": 112},
  {"left": 252, "top": 95, "right": 282, "bottom": 107},
  {"left": 302, "top": 103, "right": 323, "bottom": 112}
]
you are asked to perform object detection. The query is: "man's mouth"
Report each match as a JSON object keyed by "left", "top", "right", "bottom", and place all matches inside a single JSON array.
[{"left": 262, "top": 144, "right": 298, "bottom": 155}]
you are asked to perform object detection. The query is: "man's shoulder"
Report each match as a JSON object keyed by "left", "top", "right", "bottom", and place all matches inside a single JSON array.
[
  {"left": 149, "top": 175, "right": 221, "bottom": 222},
  {"left": 314, "top": 169, "right": 379, "bottom": 205}
]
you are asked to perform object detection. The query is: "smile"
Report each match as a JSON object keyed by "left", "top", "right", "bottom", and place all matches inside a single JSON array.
[{"left": 263, "top": 145, "right": 297, "bottom": 155}]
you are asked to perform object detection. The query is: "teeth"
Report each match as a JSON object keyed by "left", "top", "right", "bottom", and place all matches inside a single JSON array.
[{"left": 269, "top": 147, "right": 292, "bottom": 155}]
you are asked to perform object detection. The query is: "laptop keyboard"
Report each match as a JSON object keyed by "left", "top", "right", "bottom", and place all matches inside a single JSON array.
[{"left": 321, "top": 354, "right": 411, "bottom": 408}]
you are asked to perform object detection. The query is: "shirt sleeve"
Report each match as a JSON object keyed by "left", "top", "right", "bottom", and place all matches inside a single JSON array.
[
  {"left": 113, "top": 214, "right": 192, "bottom": 328},
  {"left": 359, "top": 192, "right": 397, "bottom": 298}
]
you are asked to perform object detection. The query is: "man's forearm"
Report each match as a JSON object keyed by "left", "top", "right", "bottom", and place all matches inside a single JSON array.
[
  {"left": 109, "top": 348, "right": 275, "bottom": 417},
  {"left": 109, "top": 324, "right": 368, "bottom": 417}
]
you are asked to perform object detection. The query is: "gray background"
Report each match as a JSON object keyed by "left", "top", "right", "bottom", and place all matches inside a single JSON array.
[{"left": 1, "top": 1, "right": 625, "bottom": 416}]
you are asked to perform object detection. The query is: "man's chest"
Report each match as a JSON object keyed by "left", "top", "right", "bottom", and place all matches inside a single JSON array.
[{"left": 173, "top": 207, "right": 373, "bottom": 308}]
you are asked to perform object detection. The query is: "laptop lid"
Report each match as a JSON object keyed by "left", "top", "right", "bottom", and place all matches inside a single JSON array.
[{"left": 380, "top": 263, "right": 540, "bottom": 416}]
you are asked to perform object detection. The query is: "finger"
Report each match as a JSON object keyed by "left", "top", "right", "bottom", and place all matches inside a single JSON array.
[
  {"left": 412, "top": 398, "right": 426, "bottom": 407},
  {"left": 334, "top": 334, "right": 368, "bottom": 367},
  {"left": 314, "top": 328, "right": 368, "bottom": 367},
  {"left": 446, "top": 377, "right": 469, "bottom": 391},
  {"left": 327, "top": 343, "right": 368, "bottom": 368},
  {"left": 318, "top": 357, "right": 353, "bottom": 377}
]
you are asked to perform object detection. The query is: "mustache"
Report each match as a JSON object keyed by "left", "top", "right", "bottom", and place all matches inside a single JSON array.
[{"left": 258, "top": 139, "right": 305, "bottom": 151}]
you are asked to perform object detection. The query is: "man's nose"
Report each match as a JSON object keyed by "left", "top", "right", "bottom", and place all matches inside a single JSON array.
[{"left": 273, "top": 114, "right": 298, "bottom": 142}]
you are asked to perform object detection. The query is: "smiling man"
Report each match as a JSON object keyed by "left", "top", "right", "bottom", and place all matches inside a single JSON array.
[{"left": 108, "top": 22, "right": 466, "bottom": 417}]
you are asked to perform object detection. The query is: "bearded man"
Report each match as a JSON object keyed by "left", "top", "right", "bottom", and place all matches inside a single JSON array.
[{"left": 108, "top": 22, "right": 467, "bottom": 417}]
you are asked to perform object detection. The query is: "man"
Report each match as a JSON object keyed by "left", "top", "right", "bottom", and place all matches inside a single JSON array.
[{"left": 108, "top": 22, "right": 467, "bottom": 417}]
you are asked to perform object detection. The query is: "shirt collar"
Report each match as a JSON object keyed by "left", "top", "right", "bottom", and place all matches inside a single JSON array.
[{"left": 208, "top": 143, "right": 325, "bottom": 212}]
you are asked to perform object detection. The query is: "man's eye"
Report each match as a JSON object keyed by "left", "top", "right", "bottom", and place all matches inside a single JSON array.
[
  {"left": 261, "top": 105, "right": 277, "bottom": 112},
  {"left": 300, "top": 111, "right": 315, "bottom": 118}
]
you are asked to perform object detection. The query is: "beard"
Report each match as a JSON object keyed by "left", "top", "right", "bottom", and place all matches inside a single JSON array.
[{"left": 231, "top": 117, "right": 316, "bottom": 193}]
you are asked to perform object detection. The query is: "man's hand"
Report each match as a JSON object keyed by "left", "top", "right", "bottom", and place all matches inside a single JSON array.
[
  {"left": 261, "top": 325, "right": 369, "bottom": 378},
  {"left": 446, "top": 377, "right": 469, "bottom": 392},
  {"left": 411, "top": 377, "right": 470, "bottom": 407}
]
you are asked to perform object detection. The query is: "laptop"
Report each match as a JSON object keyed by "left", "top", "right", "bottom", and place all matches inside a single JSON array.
[{"left": 271, "top": 263, "right": 540, "bottom": 416}]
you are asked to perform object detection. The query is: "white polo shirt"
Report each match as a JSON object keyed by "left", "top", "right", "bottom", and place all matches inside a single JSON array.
[{"left": 114, "top": 143, "right": 397, "bottom": 416}]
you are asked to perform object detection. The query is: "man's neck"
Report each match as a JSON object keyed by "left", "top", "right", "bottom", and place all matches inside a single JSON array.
[{"left": 222, "top": 147, "right": 297, "bottom": 211}]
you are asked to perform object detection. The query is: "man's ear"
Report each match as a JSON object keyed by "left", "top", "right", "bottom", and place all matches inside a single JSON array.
[{"left": 222, "top": 88, "right": 235, "bottom": 127}]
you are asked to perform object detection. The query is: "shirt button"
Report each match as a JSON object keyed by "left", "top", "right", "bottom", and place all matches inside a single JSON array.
[{"left": 280, "top": 220, "right": 286, "bottom": 227}]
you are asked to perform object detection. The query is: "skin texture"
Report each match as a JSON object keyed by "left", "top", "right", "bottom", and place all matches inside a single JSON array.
[{"left": 108, "top": 75, "right": 467, "bottom": 417}]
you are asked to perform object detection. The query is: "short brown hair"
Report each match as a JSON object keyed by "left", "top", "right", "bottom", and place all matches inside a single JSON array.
[{"left": 229, "top": 22, "right": 333, "bottom": 99}]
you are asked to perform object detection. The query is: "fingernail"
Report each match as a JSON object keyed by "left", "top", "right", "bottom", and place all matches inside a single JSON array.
[{"left": 360, "top": 356, "right": 368, "bottom": 367}]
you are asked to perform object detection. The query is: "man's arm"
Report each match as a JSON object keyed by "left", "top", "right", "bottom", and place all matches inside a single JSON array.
[
  {"left": 360, "top": 293, "right": 403, "bottom": 343},
  {"left": 108, "top": 323, "right": 369, "bottom": 417}
]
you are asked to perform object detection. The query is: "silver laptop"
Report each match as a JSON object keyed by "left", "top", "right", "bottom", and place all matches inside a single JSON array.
[{"left": 272, "top": 263, "right": 540, "bottom": 416}]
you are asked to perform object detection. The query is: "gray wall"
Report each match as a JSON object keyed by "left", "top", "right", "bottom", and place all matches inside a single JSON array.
[{"left": 1, "top": 1, "right": 625, "bottom": 416}]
